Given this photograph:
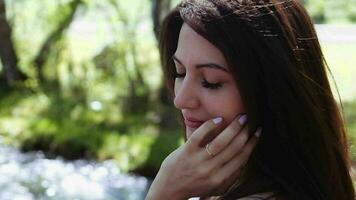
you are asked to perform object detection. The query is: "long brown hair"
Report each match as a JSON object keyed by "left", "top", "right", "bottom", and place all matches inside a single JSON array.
[{"left": 158, "top": 0, "right": 355, "bottom": 199}]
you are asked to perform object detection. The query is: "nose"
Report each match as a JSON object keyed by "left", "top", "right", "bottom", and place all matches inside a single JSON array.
[{"left": 173, "top": 78, "right": 200, "bottom": 110}]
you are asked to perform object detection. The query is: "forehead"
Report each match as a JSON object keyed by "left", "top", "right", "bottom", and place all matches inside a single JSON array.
[{"left": 175, "top": 23, "right": 227, "bottom": 66}]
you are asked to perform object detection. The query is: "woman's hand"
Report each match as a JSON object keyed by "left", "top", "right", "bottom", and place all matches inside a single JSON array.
[{"left": 145, "top": 115, "right": 261, "bottom": 200}]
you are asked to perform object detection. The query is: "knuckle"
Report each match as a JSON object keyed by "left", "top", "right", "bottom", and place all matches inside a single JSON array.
[
  {"left": 233, "top": 137, "right": 245, "bottom": 150},
  {"left": 240, "top": 131, "right": 249, "bottom": 142},
  {"left": 188, "top": 134, "right": 199, "bottom": 144},
  {"left": 219, "top": 152, "right": 231, "bottom": 163},
  {"left": 211, "top": 139, "right": 223, "bottom": 151}
]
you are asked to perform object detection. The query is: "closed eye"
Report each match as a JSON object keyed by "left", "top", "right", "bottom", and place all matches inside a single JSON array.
[{"left": 201, "top": 79, "right": 223, "bottom": 90}]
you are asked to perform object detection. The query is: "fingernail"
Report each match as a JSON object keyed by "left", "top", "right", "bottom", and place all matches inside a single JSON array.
[
  {"left": 213, "top": 117, "right": 223, "bottom": 124},
  {"left": 255, "top": 128, "right": 262, "bottom": 137},
  {"left": 238, "top": 114, "right": 247, "bottom": 125}
]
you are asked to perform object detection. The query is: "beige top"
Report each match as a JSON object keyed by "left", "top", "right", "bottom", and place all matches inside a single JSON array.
[
  {"left": 189, "top": 192, "right": 277, "bottom": 200},
  {"left": 236, "top": 192, "right": 277, "bottom": 200}
]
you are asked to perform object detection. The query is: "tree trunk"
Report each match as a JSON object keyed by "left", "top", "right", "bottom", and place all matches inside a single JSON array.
[
  {"left": 151, "top": 0, "right": 171, "bottom": 40},
  {"left": 0, "top": 0, "right": 27, "bottom": 87},
  {"left": 34, "top": 0, "right": 82, "bottom": 83},
  {"left": 132, "top": 0, "right": 180, "bottom": 178},
  {"left": 151, "top": 0, "right": 179, "bottom": 131}
]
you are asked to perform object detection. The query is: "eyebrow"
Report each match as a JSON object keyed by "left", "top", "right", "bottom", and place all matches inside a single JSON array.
[{"left": 172, "top": 55, "right": 229, "bottom": 73}]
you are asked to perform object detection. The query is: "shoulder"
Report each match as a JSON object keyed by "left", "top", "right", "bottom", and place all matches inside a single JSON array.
[{"left": 195, "top": 192, "right": 284, "bottom": 200}]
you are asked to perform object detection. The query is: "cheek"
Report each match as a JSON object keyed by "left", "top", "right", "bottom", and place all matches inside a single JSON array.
[{"left": 204, "top": 87, "right": 245, "bottom": 123}]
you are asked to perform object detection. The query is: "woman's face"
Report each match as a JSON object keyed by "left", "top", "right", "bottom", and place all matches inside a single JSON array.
[{"left": 173, "top": 23, "right": 245, "bottom": 139}]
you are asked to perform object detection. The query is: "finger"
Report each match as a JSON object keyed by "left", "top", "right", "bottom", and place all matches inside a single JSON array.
[
  {"left": 209, "top": 124, "right": 250, "bottom": 164},
  {"left": 188, "top": 117, "right": 223, "bottom": 147},
  {"left": 205, "top": 128, "right": 260, "bottom": 196},
  {"left": 206, "top": 114, "right": 247, "bottom": 159},
  {"left": 217, "top": 128, "right": 261, "bottom": 181}
]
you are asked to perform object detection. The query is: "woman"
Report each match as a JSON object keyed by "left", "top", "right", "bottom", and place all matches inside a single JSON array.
[{"left": 146, "top": 0, "right": 355, "bottom": 199}]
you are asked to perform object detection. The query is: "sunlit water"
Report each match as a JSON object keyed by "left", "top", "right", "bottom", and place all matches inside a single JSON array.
[{"left": 0, "top": 141, "right": 150, "bottom": 200}]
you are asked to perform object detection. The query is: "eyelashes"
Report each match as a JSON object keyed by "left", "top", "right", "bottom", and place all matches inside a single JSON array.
[
  {"left": 172, "top": 72, "right": 185, "bottom": 79},
  {"left": 173, "top": 72, "right": 223, "bottom": 90},
  {"left": 201, "top": 79, "right": 223, "bottom": 89}
]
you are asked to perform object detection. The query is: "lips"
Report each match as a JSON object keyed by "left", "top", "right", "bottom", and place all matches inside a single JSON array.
[{"left": 184, "top": 117, "right": 204, "bottom": 128}]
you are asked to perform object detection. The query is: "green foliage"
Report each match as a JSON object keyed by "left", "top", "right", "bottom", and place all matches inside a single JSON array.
[
  {"left": 98, "top": 132, "right": 156, "bottom": 172},
  {"left": 324, "top": 0, "right": 350, "bottom": 23},
  {"left": 0, "top": 89, "right": 181, "bottom": 175},
  {"left": 348, "top": 0, "right": 356, "bottom": 22},
  {"left": 7, "top": 0, "right": 72, "bottom": 74},
  {"left": 303, "top": 0, "right": 326, "bottom": 23},
  {"left": 303, "top": 0, "right": 356, "bottom": 23},
  {"left": 344, "top": 101, "right": 356, "bottom": 161}
]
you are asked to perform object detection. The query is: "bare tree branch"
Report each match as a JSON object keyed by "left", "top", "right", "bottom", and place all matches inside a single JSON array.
[
  {"left": 34, "top": 0, "right": 83, "bottom": 82},
  {"left": 0, "top": 0, "right": 27, "bottom": 86}
]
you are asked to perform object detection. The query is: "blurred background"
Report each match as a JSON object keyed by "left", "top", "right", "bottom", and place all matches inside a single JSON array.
[{"left": 0, "top": 0, "right": 355, "bottom": 199}]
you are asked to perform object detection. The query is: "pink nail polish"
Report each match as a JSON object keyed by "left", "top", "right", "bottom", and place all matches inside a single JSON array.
[
  {"left": 213, "top": 117, "right": 223, "bottom": 124},
  {"left": 238, "top": 115, "right": 247, "bottom": 125}
]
